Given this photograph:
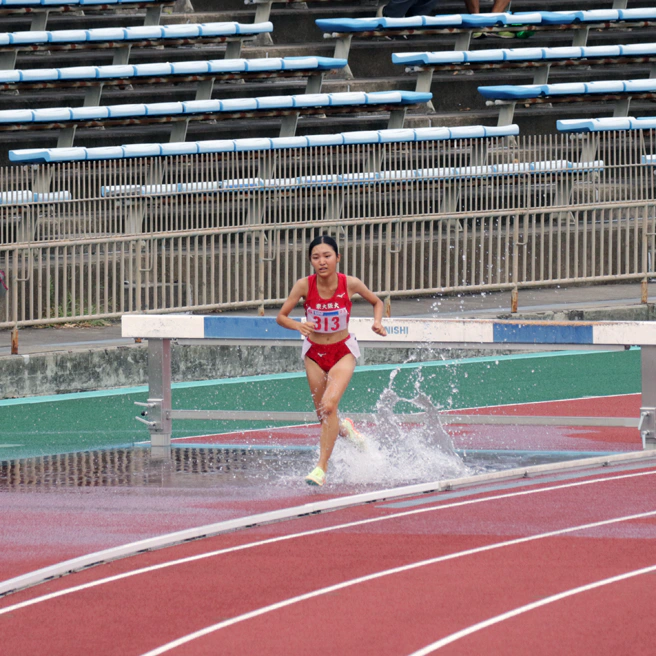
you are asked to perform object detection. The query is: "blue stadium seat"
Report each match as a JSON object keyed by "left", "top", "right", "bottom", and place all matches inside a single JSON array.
[
  {"left": 2, "top": 90, "right": 433, "bottom": 148},
  {"left": 479, "top": 80, "right": 656, "bottom": 125},
  {"left": 557, "top": 117, "right": 656, "bottom": 132},
  {"left": 94, "top": 157, "right": 603, "bottom": 198},
  {"left": 9, "top": 124, "right": 519, "bottom": 162},
  {"left": 0, "top": 0, "right": 173, "bottom": 31},
  {"left": 0, "top": 21, "right": 274, "bottom": 68},
  {"left": 393, "top": 44, "right": 656, "bottom": 67},
  {"left": 0, "top": 189, "right": 71, "bottom": 203},
  {"left": 317, "top": 10, "right": 656, "bottom": 64}
]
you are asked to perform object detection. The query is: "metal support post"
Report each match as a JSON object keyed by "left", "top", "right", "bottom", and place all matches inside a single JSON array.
[
  {"left": 57, "top": 126, "right": 77, "bottom": 149},
  {"left": 572, "top": 26, "right": 589, "bottom": 48},
  {"left": 136, "top": 338, "right": 173, "bottom": 456},
  {"left": 305, "top": 73, "right": 323, "bottom": 95},
  {"left": 414, "top": 69, "right": 435, "bottom": 112},
  {"left": 387, "top": 108, "right": 406, "bottom": 130},
  {"left": 0, "top": 51, "right": 17, "bottom": 70},
  {"left": 279, "top": 112, "right": 299, "bottom": 137},
  {"left": 532, "top": 64, "right": 551, "bottom": 86},
  {"left": 144, "top": 5, "right": 162, "bottom": 26},
  {"left": 170, "top": 118, "right": 190, "bottom": 142},
  {"left": 112, "top": 45, "right": 132, "bottom": 66},
  {"left": 225, "top": 39, "right": 242, "bottom": 60},
  {"left": 640, "top": 345, "right": 656, "bottom": 449},
  {"left": 195, "top": 79, "right": 215, "bottom": 101},
  {"left": 613, "top": 97, "right": 631, "bottom": 118},
  {"left": 580, "top": 136, "right": 599, "bottom": 165},
  {"left": 84, "top": 85, "right": 104, "bottom": 107},
  {"left": 332, "top": 35, "right": 353, "bottom": 79},
  {"left": 253, "top": 1, "right": 273, "bottom": 24},
  {"left": 31, "top": 10, "right": 50, "bottom": 31},
  {"left": 454, "top": 31, "right": 472, "bottom": 51},
  {"left": 496, "top": 102, "right": 517, "bottom": 127}
]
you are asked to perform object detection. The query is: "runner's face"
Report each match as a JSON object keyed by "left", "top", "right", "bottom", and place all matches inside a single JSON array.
[{"left": 310, "top": 244, "right": 339, "bottom": 277}]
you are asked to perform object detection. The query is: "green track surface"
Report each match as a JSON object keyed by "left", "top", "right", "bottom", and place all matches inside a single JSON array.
[{"left": 0, "top": 349, "right": 641, "bottom": 461}]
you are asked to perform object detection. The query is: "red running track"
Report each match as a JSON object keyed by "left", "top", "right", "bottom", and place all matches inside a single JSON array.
[{"left": 1, "top": 461, "right": 655, "bottom": 655}]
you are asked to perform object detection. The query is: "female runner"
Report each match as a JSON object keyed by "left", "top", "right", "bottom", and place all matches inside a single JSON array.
[{"left": 276, "top": 235, "right": 387, "bottom": 486}]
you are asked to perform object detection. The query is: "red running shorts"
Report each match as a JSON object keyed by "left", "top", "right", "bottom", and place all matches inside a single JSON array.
[{"left": 302, "top": 334, "right": 360, "bottom": 373}]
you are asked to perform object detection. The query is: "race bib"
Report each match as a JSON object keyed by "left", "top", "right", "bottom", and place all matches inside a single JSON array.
[{"left": 306, "top": 307, "right": 348, "bottom": 333}]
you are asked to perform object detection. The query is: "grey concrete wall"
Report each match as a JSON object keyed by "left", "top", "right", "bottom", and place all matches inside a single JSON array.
[{"left": 0, "top": 342, "right": 504, "bottom": 399}]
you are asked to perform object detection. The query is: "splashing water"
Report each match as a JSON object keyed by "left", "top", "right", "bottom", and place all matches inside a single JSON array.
[{"left": 329, "top": 367, "right": 472, "bottom": 486}]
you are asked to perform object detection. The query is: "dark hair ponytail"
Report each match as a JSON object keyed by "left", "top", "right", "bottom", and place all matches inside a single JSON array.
[{"left": 308, "top": 234, "right": 339, "bottom": 260}]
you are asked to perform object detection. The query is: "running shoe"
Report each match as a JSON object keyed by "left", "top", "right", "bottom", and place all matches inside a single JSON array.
[
  {"left": 305, "top": 466, "right": 326, "bottom": 486},
  {"left": 340, "top": 417, "right": 367, "bottom": 450}
]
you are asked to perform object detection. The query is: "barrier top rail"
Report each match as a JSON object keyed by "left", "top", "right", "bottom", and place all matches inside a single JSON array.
[{"left": 121, "top": 315, "right": 656, "bottom": 348}]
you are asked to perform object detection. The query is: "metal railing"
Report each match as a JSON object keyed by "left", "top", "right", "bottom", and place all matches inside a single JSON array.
[
  {"left": 2, "top": 131, "right": 655, "bottom": 243},
  {"left": 2, "top": 131, "right": 656, "bottom": 326},
  {"left": 3, "top": 201, "right": 656, "bottom": 327}
]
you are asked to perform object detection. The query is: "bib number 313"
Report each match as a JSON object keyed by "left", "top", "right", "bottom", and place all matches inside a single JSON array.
[{"left": 308, "top": 308, "right": 347, "bottom": 333}]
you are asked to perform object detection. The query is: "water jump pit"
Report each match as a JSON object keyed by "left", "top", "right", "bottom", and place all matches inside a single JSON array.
[
  {"left": 0, "top": 329, "right": 647, "bottom": 493},
  {"left": 0, "top": 394, "right": 642, "bottom": 493}
]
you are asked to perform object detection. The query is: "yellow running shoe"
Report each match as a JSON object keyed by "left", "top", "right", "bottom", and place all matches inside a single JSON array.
[
  {"left": 340, "top": 417, "right": 366, "bottom": 450},
  {"left": 305, "top": 466, "right": 326, "bottom": 486}
]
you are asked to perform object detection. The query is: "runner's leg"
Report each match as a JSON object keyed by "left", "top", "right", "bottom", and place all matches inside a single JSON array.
[
  {"left": 315, "top": 355, "right": 356, "bottom": 472},
  {"left": 305, "top": 356, "right": 328, "bottom": 421}
]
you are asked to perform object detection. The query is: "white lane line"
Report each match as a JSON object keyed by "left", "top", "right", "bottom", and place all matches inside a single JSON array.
[
  {"left": 408, "top": 564, "right": 656, "bottom": 655},
  {"left": 4, "top": 451, "right": 654, "bottom": 597},
  {"left": 139, "top": 510, "right": 656, "bottom": 656},
  {"left": 1, "top": 469, "right": 655, "bottom": 618}
]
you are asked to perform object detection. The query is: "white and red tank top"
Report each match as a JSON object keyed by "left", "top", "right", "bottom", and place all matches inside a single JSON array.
[{"left": 304, "top": 273, "right": 351, "bottom": 334}]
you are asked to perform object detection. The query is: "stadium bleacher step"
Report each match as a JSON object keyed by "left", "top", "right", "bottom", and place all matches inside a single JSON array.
[{"left": 5, "top": 0, "right": 656, "bottom": 161}]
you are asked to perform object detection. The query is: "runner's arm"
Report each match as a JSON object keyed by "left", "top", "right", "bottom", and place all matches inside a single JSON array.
[
  {"left": 276, "top": 278, "right": 314, "bottom": 337},
  {"left": 348, "top": 277, "right": 387, "bottom": 336}
]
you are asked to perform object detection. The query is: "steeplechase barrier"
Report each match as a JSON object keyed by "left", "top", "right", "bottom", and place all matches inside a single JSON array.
[{"left": 121, "top": 315, "right": 656, "bottom": 452}]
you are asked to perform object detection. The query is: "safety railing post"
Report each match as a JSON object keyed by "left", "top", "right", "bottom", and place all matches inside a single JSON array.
[{"left": 640, "top": 345, "right": 656, "bottom": 450}]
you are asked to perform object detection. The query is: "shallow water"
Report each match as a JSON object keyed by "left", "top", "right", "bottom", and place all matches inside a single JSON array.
[
  {"left": 0, "top": 364, "right": 609, "bottom": 492},
  {"left": 0, "top": 440, "right": 602, "bottom": 494}
]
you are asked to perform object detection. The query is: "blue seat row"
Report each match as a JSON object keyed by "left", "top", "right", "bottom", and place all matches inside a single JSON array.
[
  {"left": 393, "top": 43, "right": 656, "bottom": 66},
  {"left": 315, "top": 9, "right": 656, "bottom": 34},
  {"left": 9, "top": 125, "right": 518, "bottom": 162},
  {"left": 0, "top": 21, "right": 272, "bottom": 46},
  {"left": 0, "top": 0, "right": 164, "bottom": 5},
  {"left": 478, "top": 79, "right": 656, "bottom": 101},
  {"left": 99, "top": 159, "right": 604, "bottom": 197},
  {"left": 0, "top": 90, "right": 431, "bottom": 126},
  {"left": 0, "top": 190, "right": 71, "bottom": 204},
  {"left": 557, "top": 117, "right": 656, "bottom": 133},
  {"left": 0, "top": 56, "right": 347, "bottom": 85}
]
